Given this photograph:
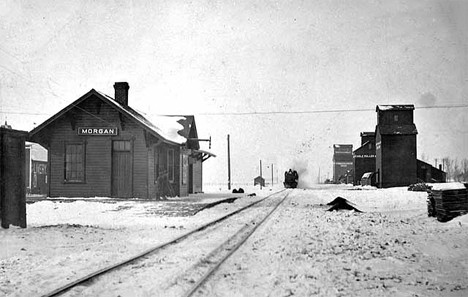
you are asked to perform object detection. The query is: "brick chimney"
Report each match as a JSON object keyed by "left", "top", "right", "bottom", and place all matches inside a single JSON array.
[{"left": 114, "top": 82, "right": 129, "bottom": 106}]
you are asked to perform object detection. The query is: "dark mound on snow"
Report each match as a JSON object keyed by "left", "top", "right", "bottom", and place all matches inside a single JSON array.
[
  {"left": 326, "top": 197, "right": 362, "bottom": 212},
  {"left": 232, "top": 188, "right": 244, "bottom": 193}
]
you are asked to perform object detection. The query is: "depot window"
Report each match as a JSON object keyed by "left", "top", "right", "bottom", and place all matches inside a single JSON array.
[
  {"left": 167, "top": 149, "right": 175, "bottom": 182},
  {"left": 113, "top": 140, "right": 131, "bottom": 151},
  {"left": 154, "top": 147, "right": 166, "bottom": 182},
  {"left": 154, "top": 147, "right": 175, "bottom": 183},
  {"left": 64, "top": 143, "right": 85, "bottom": 183}
]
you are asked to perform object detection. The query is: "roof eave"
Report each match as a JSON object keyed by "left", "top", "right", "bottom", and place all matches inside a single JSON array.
[
  {"left": 29, "top": 89, "right": 101, "bottom": 138},
  {"left": 28, "top": 89, "right": 183, "bottom": 146}
]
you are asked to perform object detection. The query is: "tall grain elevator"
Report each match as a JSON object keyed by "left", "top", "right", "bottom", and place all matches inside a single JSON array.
[
  {"left": 375, "top": 105, "right": 418, "bottom": 188},
  {"left": 332, "top": 144, "right": 353, "bottom": 183}
]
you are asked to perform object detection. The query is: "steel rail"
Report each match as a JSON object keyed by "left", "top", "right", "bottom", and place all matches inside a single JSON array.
[
  {"left": 183, "top": 190, "right": 292, "bottom": 297},
  {"left": 40, "top": 188, "right": 287, "bottom": 297}
]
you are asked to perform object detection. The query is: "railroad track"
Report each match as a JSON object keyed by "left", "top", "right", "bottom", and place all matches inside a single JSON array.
[
  {"left": 181, "top": 190, "right": 291, "bottom": 297},
  {"left": 40, "top": 189, "right": 292, "bottom": 297}
]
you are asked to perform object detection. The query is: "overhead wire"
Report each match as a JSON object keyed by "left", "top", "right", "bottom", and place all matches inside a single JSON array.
[{"left": 1, "top": 103, "right": 467, "bottom": 117}]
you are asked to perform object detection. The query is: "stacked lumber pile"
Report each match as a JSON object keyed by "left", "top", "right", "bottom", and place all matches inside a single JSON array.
[
  {"left": 426, "top": 191, "right": 436, "bottom": 217},
  {"left": 429, "top": 185, "right": 468, "bottom": 222}
]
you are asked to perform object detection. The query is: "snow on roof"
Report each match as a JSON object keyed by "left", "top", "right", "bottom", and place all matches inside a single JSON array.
[
  {"left": 29, "top": 89, "right": 200, "bottom": 148},
  {"left": 96, "top": 90, "right": 187, "bottom": 144},
  {"left": 376, "top": 105, "right": 415, "bottom": 111},
  {"left": 429, "top": 182, "right": 467, "bottom": 191},
  {"left": 26, "top": 142, "right": 48, "bottom": 161},
  {"left": 141, "top": 113, "right": 187, "bottom": 144}
]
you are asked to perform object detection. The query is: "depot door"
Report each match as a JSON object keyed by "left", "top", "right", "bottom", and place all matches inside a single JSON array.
[
  {"left": 111, "top": 140, "right": 132, "bottom": 198},
  {"left": 188, "top": 163, "right": 193, "bottom": 194}
]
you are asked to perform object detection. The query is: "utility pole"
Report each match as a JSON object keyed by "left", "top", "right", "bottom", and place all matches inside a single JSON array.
[
  {"left": 271, "top": 164, "right": 274, "bottom": 187},
  {"left": 227, "top": 134, "right": 231, "bottom": 190},
  {"left": 260, "top": 160, "right": 262, "bottom": 190}
]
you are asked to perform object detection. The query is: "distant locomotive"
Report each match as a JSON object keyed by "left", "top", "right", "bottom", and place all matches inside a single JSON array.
[{"left": 284, "top": 169, "right": 299, "bottom": 188}]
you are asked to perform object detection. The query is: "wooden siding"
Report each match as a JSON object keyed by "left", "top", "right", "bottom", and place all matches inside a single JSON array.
[
  {"left": 192, "top": 159, "right": 203, "bottom": 193},
  {"left": 1, "top": 128, "right": 27, "bottom": 228},
  {"left": 333, "top": 163, "right": 353, "bottom": 183},
  {"left": 147, "top": 146, "right": 155, "bottom": 198},
  {"left": 33, "top": 96, "right": 151, "bottom": 198},
  {"left": 28, "top": 93, "right": 200, "bottom": 199},
  {"left": 353, "top": 157, "right": 376, "bottom": 185},
  {"left": 173, "top": 147, "right": 182, "bottom": 197},
  {"left": 360, "top": 133, "right": 375, "bottom": 146},
  {"left": 333, "top": 145, "right": 353, "bottom": 183},
  {"left": 378, "top": 110, "right": 414, "bottom": 126},
  {"left": 179, "top": 153, "right": 188, "bottom": 197},
  {"left": 353, "top": 142, "right": 376, "bottom": 185},
  {"left": 375, "top": 130, "right": 383, "bottom": 187},
  {"left": 130, "top": 128, "right": 149, "bottom": 199},
  {"left": 379, "top": 135, "right": 417, "bottom": 188},
  {"left": 417, "top": 160, "right": 446, "bottom": 183},
  {"left": 148, "top": 143, "right": 182, "bottom": 199}
]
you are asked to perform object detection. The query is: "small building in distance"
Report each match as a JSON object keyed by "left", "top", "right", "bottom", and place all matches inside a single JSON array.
[
  {"left": 375, "top": 105, "right": 418, "bottom": 188},
  {"left": 254, "top": 176, "right": 265, "bottom": 187},
  {"left": 417, "top": 160, "right": 446, "bottom": 183},
  {"left": 332, "top": 144, "right": 353, "bottom": 183},
  {"left": 25, "top": 142, "right": 48, "bottom": 195},
  {"left": 353, "top": 132, "right": 376, "bottom": 185}
]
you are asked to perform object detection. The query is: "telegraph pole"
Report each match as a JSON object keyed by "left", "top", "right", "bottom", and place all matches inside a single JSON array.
[
  {"left": 260, "top": 160, "right": 262, "bottom": 189},
  {"left": 271, "top": 164, "right": 274, "bottom": 186},
  {"left": 227, "top": 134, "right": 231, "bottom": 190}
]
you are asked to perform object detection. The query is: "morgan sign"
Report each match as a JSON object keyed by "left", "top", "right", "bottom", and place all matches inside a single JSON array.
[{"left": 78, "top": 127, "right": 118, "bottom": 136}]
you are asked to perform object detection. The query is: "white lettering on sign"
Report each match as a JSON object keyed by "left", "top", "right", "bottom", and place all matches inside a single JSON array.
[
  {"left": 353, "top": 155, "right": 376, "bottom": 158},
  {"left": 78, "top": 127, "right": 118, "bottom": 136},
  {"left": 376, "top": 141, "right": 381, "bottom": 150}
]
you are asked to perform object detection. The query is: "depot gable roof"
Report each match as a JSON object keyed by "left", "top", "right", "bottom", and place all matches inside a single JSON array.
[{"left": 29, "top": 89, "right": 187, "bottom": 145}]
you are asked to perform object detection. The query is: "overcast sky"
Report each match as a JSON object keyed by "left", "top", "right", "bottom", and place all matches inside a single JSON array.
[{"left": 1, "top": 0, "right": 467, "bottom": 186}]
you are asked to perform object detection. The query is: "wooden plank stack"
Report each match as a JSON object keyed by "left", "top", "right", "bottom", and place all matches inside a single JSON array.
[
  {"left": 430, "top": 187, "right": 468, "bottom": 222},
  {"left": 426, "top": 191, "right": 436, "bottom": 217}
]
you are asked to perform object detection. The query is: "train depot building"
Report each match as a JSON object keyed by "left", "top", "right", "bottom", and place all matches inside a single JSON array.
[{"left": 28, "top": 82, "right": 215, "bottom": 199}]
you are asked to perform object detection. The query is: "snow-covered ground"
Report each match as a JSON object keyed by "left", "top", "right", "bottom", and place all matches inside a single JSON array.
[{"left": 1, "top": 184, "right": 467, "bottom": 296}]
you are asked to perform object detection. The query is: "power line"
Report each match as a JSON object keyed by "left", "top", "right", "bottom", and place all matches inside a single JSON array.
[
  {"left": 1, "top": 104, "right": 467, "bottom": 117},
  {"left": 195, "top": 104, "right": 468, "bottom": 116}
]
